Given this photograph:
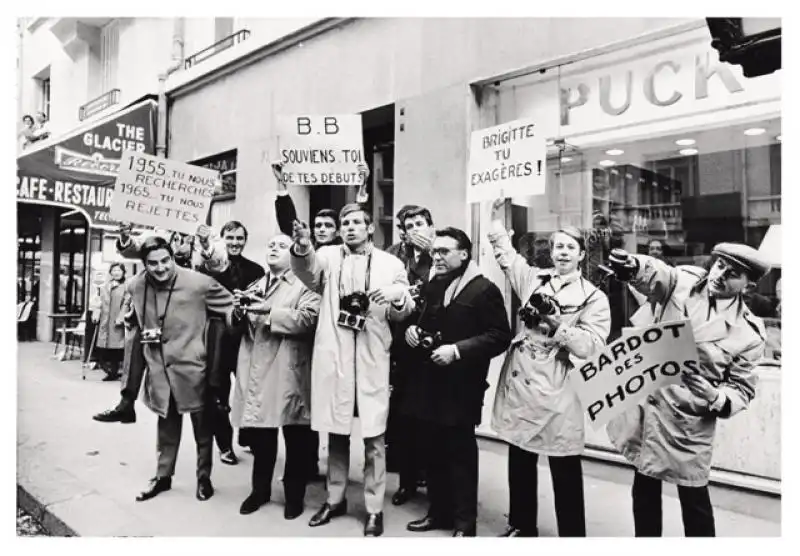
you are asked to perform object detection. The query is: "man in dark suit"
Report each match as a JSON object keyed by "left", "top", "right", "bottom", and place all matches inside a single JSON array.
[
  {"left": 197, "top": 220, "right": 265, "bottom": 465},
  {"left": 401, "top": 227, "right": 512, "bottom": 537}
]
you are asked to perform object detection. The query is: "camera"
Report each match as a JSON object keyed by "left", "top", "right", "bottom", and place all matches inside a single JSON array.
[
  {"left": 141, "top": 327, "right": 163, "bottom": 344},
  {"left": 417, "top": 329, "right": 443, "bottom": 351},
  {"left": 337, "top": 292, "right": 370, "bottom": 332},
  {"left": 518, "top": 292, "right": 560, "bottom": 329}
]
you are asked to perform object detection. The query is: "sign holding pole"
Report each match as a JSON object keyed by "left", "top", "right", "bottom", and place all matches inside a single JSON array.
[
  {"left": 110, "top": 151, "right": 219, "bottom": 235},
  {"left": 466, "top": 117, "right": 546, "bottom": 203},
  {"left": 568, "top": 320, "right": 699, "bottom": 429},
  {"left": 276, "top": 114, "right": 364, "bottom": 186}
]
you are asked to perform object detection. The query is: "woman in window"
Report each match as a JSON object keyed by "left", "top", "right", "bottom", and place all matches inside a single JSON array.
[
  {"left": 18, "top": 114, "right": 35, "bottom": 148},
  {"left": 487, "top": 199, "right": 611, "bottom": 537},
  {"left": 91, "top": 263, "right": 129, "bottom": 381}
]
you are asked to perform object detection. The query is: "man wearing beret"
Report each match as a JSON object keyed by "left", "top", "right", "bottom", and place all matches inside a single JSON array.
[{"left": 606, "top": 242, "right": 769, "bottom": 537}]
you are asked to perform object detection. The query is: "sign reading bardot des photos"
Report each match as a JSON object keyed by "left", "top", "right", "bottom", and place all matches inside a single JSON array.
[
  {"left": 276, "top": 115, "right": 364, "bottom": 186},
  {"left": 466, "top": 117, "right": 547, "bottom": 203},
  {"left": 568, "top": 320, "right": 699, "bottom": 429},
  {"left": 110, "top": 151, "right": 220, "bottom": 235}
]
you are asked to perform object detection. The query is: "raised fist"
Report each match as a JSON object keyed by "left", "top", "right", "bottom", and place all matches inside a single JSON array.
[
  {"left": 195, "top": 224, "right": 211, "bottom": 248},
  {"left": 292, "top": 219, "right": 312, "bottom": 249}
]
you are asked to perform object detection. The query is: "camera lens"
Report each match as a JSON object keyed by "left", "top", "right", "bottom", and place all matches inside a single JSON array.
[{"left": 347, "top": 314, "right": 358, "bottom": 326}]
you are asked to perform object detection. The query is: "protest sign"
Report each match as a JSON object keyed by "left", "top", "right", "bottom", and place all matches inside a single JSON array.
[
  {"left": 568, "top": 320, "right": 699, "bottom": 429},
  {"left": 276, "top": 115, "right": 364, "bottom": 186},
  {"left": 466, "top": 118, "right": 547, "bottom": 203},
  {"left": 110, "top": 151, "right": 219, "bottom": 235}
]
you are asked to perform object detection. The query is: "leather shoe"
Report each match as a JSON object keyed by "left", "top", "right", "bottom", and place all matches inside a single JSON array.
[
  {"left": 308, "top": 501, "right": 347, "bottom": 527},
  {"left": 93, "top": 403, "right": 135, "bottom": 424},
  {"left": 101, "top": 373, "right": 120, "bottom": 382},
  {"left": 391, "top": 486, "right": 416, "bottom": 506},
  {"left": 284, "top": 500, "right": 304, "bottom": 520},
  {"left": 135, "top": 477, "right": 171, "bottom": 502},
  {"left": 239, "top": 491, "right": 270, "bottom": 514},
  {"left": 453, "top": 528, "right": 476, "bottom": 537},
  {"left": 407, "top": 515, "right": 454, "bottom": 533},
  {"left": 364, "top": 512, "right": 384, "bottom": 537},
  {"left": 196, "top": 478, "right": 214, "bottom": 501},
  {"left": 220, "top": 450, "right": 239, "bottom": 465}
]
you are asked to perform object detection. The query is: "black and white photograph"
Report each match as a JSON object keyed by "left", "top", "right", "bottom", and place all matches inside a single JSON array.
[{"left": 11, "top": 6, "right": 789, "bottom": 545}]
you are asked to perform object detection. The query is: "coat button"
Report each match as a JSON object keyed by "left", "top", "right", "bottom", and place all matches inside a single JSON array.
[
  {"left": 511, "top": 370, "right": 519, "bottom": 378},
  {"left": 518, "top": 345, "right": 525, "bottom": 352}
]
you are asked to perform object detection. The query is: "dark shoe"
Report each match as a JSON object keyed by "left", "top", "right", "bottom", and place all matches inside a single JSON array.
[
  {"left": 364, "top": 512, "right": 384, "bottom": 537},
  {"left": 308, "top": 501, "right": 348, "bottom": 527},
  {"left": 220, "top": 450, "right": 239, "bottom": 465},
  {"left": 416, "top": 478, "right": 427, "bottom": 488},
  {"left": 196, "top": 478, "right": 214, "bottom": 501},
  {"left": 101, "top": 373, "right": 120, "bottom": 382},
  {"left": 284, "top": 500, "right": 304, "bottom": 520},
  {"left": 453, "top": 528, "right": 476, "bottom": 537},
  {"left": 391, "top": 486, "right": 416, "bottom": 506},
  {"left": 407, "top": 515, "right": 454, "bottom": 533},
  {"left": 135, "top": 477, "right": 171, "bottom": 502},
  {"left": 239, "top": 491, "right": 270, "bottom": 514},
  {"left": 93, "top": 403, "right": 135, "bottom": 423}
]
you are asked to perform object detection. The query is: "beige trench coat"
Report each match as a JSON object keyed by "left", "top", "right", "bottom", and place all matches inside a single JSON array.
[
  {"left": 231, "top": 271, "right": 321, "bottom": 428},
  {"left": 291, "top": 243, "right": 413, "bottom": 439}
]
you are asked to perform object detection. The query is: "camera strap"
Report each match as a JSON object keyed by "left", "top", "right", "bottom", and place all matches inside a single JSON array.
[
  {"left": 337, "top": 246, "right": 373, "bottom": 298},
  {"left": 142, "top": 273, "right": 178, "bottom": 329}
]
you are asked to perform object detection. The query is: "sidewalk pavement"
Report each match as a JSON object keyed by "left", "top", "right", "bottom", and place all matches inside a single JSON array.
[{"left": 17, "top": 341, "right": 781, "bottom": 537}]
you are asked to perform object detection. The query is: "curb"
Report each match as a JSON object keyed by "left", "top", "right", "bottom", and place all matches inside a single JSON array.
[{"left": 17, "top": 483, "right": 79, "bottom": 537}]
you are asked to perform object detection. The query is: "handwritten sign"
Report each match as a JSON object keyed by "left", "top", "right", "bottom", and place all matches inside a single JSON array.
[
  {"left": 568, "top": 320, "right": 699, "bottom": 429},
  {"left": 276, "top": 115, "right": 364, "bottom": 186},
  {"left": 466, "top": 118, "right": 546, "bottom": 203},
  {"left": 110, "top": 151, "right": 219, "bottom": 235}
]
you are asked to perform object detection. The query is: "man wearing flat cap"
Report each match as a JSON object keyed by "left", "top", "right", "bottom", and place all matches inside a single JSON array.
[{"left": 605, "top": 242, "right": 769, "bottom": 537}]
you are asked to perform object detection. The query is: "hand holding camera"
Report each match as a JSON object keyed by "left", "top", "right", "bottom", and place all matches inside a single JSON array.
[
  {"left": 368, "top": 284, "right": 407, "bottom": 306},
  {"left": 519, "top": 292, "right": 562, "bottom": 336},
  {"left": 234, "top": 289, "right": 269, "bottom": 314},
  {"left": 338, "top": 292, "right": 370, "bottom": 332},
  {"left": 607, "top": 248, "right": 640, "bottom": 282}
]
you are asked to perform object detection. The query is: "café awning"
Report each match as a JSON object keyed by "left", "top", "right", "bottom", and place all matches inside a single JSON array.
[{"left": 16, "top": 98, "right": 157, "bottom": 229}]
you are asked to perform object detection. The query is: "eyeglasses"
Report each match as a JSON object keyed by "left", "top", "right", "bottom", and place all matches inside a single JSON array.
[{"left": 431, "top": 247, "right": 464, "bottom": 257}]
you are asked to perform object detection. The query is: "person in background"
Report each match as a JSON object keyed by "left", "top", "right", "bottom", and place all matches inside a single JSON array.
[
  {"left": 403, "top": 227, "right": 512, "bottom": 537},
  {"left": 90, "top": 263, "right": 130, "bottom": 381},
  {"left": 93, "top": 236, "right": 235, "bottom": 503},
  {"left": 488, "top": 199, "right": 611, "bottom": 538},
  {"left": 291, "top": 203, "right": 414, "bottom": 537},
  {"left": 386, "top": 205, "right": 417, "bottom": 258},
  {"left": 115, "top": 223, "right": 228, "bottom": 273},
  {"left": 197, "top": 220, "right": 265, "bottom": 467},
  {"left": 386, "top": 205, "right": 436, "bottom": 506},
  {"left": 231, "top": 233, "right": 321, "bottom": 519},
  {"left": 30, "top": 111, "right": 50, "bottom": 143},
  {"left": 606, "top": 243, "right": 769, "bottom": 537},
  {"left": 18, "top": 114, "right": 36, "bottom": 149}
]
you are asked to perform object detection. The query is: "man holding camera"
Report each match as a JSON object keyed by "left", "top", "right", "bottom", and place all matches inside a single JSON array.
[
  {"left": 198, "top": 221, "right": 265, "bottom": 467},
  {"left": 290, "top": 203, "right": 414, "bottom": 537},
  {"left": 402, "top": 227, "right": 512, "bottom": 537},
  {"left": 95, "top": 236, "right": 235, "bottom": 502},
  {"left": 385, "top": 205, "right": 436, "bottom": 505},
  {"left": 606, "top": 243, "right": 768, "bottom": 537}
]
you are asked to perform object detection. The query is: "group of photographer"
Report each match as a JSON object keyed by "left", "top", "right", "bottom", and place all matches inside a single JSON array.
[{"left": 89, "top": 161, "right": 771, "bottom": 538}]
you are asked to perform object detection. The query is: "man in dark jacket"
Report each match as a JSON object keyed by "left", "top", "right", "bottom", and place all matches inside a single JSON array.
[
  {"left": 198, "top": 220, "right": 265, "bottom": 465},
  {"left": 386, "top": 205, "right": 435, "bottom": 505},
  {"left": 402, "top": 227, "right": 512, "bottom": 537}
]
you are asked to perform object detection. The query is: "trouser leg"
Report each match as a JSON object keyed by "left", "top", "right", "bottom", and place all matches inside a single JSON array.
[
  {"left": 189, "top": 406, "right": 215, "bottom": 481},
  {"left": 326, "top": 433, "right": 350, "bottom": 507},
  {"left": 363, "top": 433, "right": 387, "bottom": 514},
  {"left": 248, "top": 428, "right": 278, "bottom": 496},
  {"left": 424, "top": 422, "right": 454, "bottom": 524},
  {"left": 156, "top": 397, "right": 182, "bottom": 478},
  {"left": 213, "top": 368, "right": 234, "bottom": 453},
  {"left": 449, "top": 425, "right": 478, "bottom": 532},
  {"left": 283, "top": 425, "right": 312, "bottom": 503},
  {"left": 678, "top": 484, "right": 716, "bottom": 537},
  {"left": 632, "top": 471, "right": 663, "bottom": 537},
  {"left": 549, "top": 455, "right": 586, "bottom": 537},
  {"left": 508, "top": 444, "right": 539, "bottom": 536}
]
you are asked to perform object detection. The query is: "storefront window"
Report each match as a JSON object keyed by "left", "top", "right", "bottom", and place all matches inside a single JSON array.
[{"left": 56, "top": 212, "right": 88, "bottom": 316}]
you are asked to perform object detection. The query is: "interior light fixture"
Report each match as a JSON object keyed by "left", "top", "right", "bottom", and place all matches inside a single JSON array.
[
  {"left": 561, "top": 157, "right": 572, "bottom": 163},
  {"left": 744, "top": 127, "right": 766, "bottom": 136},
  {"left": 598, "top": 160, "right": 616, "bottom": 167},
  {"left": 680, "top": 148, "right": 699, "bottom": 156},
  {"left": 605, "top": 149, "right": 624, "bottom": 156},
  {"left": 675, "top": 138, "right": 696, "bottom": 146}
]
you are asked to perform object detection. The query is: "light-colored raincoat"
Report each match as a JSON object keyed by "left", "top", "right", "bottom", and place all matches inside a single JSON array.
[
  {"left": 291, "top": 243, "right": 413, "bottom": 439},
  {"left": 607, "top": 255, "right": 764, "bottom": 486},
  {"left": 489, "top": 228, "right": 611, "bottom": 456}
]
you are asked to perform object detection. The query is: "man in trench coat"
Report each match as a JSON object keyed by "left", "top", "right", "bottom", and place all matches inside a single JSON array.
[
  {"left": 290, "top": 203, "right": 414, "bottom": 537},
  {"left": 96, "top": 236, "right": 235, "bottom": 502},
  {"left": 606, "top": 243, "right": 769, "bottom": 537}
]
